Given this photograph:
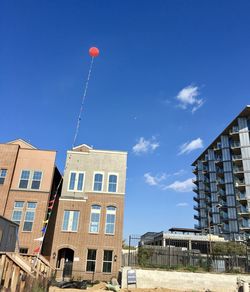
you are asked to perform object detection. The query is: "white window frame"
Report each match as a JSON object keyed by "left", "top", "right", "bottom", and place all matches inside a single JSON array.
[
  {"left": 89, "top": 205, "right": 101, "bottom": 233},
  {"left": 105, "top": 206, "right": 116, "bottom": 235},
  {"left": 102, "top": 250, "right": 113, "bottom": 273},
  {"left": 31, "top": 171, "right": 43, "bottom": 190},
  {"left": 12, "top": 201, "right": 25, "bottom": 225},
  {"left": 18, "top": 170, "right": 43, "bottom": 190},
  {"left": 86, "top": 249, "right": 97, "bottom": 272},
  {"left": 61, "top": 210, "right": 80, "bottom": 232},
  {"left": 92, "top": 172, "right": 104, "bottom": 192},
  {"left": 67, "top": 171, "right": 85, "bottom": 192},
  {"left": 22, "top": 202, "right": 37, "bottom": 232},
  {"left": 107, "top": 173, "right": 119, "bottom": 193}
]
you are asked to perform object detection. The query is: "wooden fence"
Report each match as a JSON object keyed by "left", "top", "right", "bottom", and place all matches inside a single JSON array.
[{"left": 0, "top": 252, "right": 55, "bottom": 291}]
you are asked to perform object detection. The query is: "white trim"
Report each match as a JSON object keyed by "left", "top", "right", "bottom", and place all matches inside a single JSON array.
[
  {"left": 61, "top": 210, "right": 80, "bottom": 232},
  {"left": 89, "top": 205, "right": 101, "bottom": 234},
  {"left": 105, "top": 206, "right": 116, "bottom": 235},
  {"left": 59, "top": 198, "right": 87, "bottom": 202},
  {"left": 67, "top": 171, "right": 85, "bottom": 192},
  {"left": 18, "top": 169, "right": 43, "bottom": 190},
  {"left": 72, "top": 144, "right": 92, "bottom": 150},
  {"left": 107, "top": 173, "right": 119, "bottom": 193},
  {"left": 92, "top": 172, "right": 104, "bottom": 192},
  {"left": 67, "top": 149, "right": 127, "bottom": 156}
]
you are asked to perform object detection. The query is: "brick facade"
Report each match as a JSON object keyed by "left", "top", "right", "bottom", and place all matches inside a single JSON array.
[{"left": 49, "top": 144, "right": 127, "bottom": 281}]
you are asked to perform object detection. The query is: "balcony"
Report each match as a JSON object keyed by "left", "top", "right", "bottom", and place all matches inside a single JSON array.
[
  {"left": 231, "top": 141, "right": 241, "bottom": 149},
  {"left": 232, "top": 154, "right": 242, "bottom": 161},
  {"left": 192, "top": 178, "right": 198, "bottom": 185},
  {"left": 193, "top": 205, "right": 199, "bottom": 211},
  {"left": 194, "top": 224, "right": 200, "bottom": 229},
  {"left": 193, "top": 196, "right": 199, "bottom": 202},
  {"left": 194, "top": 214, "right": 200, "bottom": 220},
  {"left": 192, "top": 167, "right": 198, "bottom": 174},
  {"left": 235, "top": 179, "right": 245, "bottom": 188},
  {"left": 229, "top": 126, "right": 239, "bottom": 135},
  {"left": 214, "top": 143, "right": 222, "bottom": 151},
  {"left": 238, "top": 207, "right": 250, "bottom": 216},
  {"left": 220, "top": 213, "right": 229, "bottom": 221},
  {"left": 216, "top": 168, "right": 224, "bottom": 177},
  {"left": 193, "top": 187, "right": 199, "bottom": 193},
  {"left": 233, "top": 166, "right": 244, "bottom": 173}
]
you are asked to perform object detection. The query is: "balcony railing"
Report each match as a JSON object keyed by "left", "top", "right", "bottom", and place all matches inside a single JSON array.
[
  {"left": 239, "top": 207, "right": 250, "bottom": 213},
  {"left": 233, "top": 166, "right": 244, "bottom": 173},
  {"left": 232, "top": 154, "right": 242, "bottom": 161},
  {"left": 231, "top": 141, "right": 241, "bottom": 148},
  {"left": 235, "top": 179, "right": 245, "bottom": 186},
  {"left": 230, "top": 126, "right": 239, "bottom": 134}
]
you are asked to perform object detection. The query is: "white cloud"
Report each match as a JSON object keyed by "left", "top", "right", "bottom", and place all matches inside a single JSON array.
[
  {"left": 144, "top": 173, "right": 167, "bottom": 186},
  {"left": 176, "top": 202, "right": 189, "bottom": 207},
  {"left": 178, "top": 138, "right": 203, "bottom": 155},
  {"left": 176, "top": 85, "right": 204, "bottom": 113},
  {"left": 164, "top": 178, "right": 194, "bottom": 192},
  {"left": 133, "top": 137, "right": 159, "bottom": 155},
  {"left": 173, "top": 169, "right": 185, "bottom": 176}
]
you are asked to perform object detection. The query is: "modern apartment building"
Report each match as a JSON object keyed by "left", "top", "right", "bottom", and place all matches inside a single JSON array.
[
  {"left": 193, "top": 106, "right": 250, "bottom": 241},
  {"left": 48, "top": 144, "right": 127, "bottom": 281},
  {"left": 0, "top": 139, "right": 61, "bottom": 253}
]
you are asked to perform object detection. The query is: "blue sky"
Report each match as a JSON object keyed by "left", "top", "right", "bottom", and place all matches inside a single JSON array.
[{"left": 1, "top": 0, "right": 250, "bottom": 240}]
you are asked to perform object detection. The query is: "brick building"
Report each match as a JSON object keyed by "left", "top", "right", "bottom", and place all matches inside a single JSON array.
[
  {"left": 0, "top": 139, "right": 61, "bottom": 254},
  {"left": 48, "top": 144, "right": 127, "bottom": 281}
]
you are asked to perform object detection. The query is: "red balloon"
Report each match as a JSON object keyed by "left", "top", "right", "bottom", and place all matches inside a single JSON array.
[{"left": 89, "top": 47, "right": 99, "bottom": 57}]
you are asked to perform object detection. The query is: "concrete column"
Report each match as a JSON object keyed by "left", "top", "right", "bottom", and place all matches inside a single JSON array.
[{"left": 162, "top": 238, "right": 166, "bottom": 247}]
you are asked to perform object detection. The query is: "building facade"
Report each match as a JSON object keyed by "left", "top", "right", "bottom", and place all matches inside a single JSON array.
[
  {"left": 0, "top": 139, "right": 61, "bottom": 254},
  {"left": 193, "top": 106, "right": 250, "bottom": 240},
  {"left": 0, "top": 215, "right": 19, "bottom": 252},
  {"left": 48, "top": 144, "right": 127, "bottom": 281}
]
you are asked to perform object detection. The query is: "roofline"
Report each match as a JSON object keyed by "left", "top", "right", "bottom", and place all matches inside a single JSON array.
[
  {"left": 7, "top": 138, "right": 37, "bottom": 149},
  {"left": 68, "top": 149, "right": 128, "bottom": 155},
  {"left": 0, "top": 215, "right": 19, "bottom": 226},
  {"left": 192, "top": 105, "right": 250, "bottom": 165}
]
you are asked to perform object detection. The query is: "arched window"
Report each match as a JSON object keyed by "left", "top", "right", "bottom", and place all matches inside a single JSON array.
[
  {"left": 93, "top": 173, "right": 103, "bottom": 191},
  {"left": 89, "top": 205, "right": 101, "bottom": 233},
  {"left": 105, "top": 206, "right": 116, "bottom": 235}
]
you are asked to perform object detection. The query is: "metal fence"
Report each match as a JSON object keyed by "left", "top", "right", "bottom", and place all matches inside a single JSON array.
[{"left": 122, "top": 235, "right": 250, "bottom": 273}]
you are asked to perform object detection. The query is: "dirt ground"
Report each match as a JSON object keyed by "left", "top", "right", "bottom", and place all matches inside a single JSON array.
[{"left": 49, "top": 282, "right": 199, "bottom": 292}]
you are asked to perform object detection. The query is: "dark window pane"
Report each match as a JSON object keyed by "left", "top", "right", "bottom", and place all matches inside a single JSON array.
[
  {"left": 0, "top": 177, "right": 4, "bottom": 184},
  {"left": 31, "top": 180, "right": 40, "bottom": 189},
  {"left": 104, "top": 250, "right": 113, "bottom": 261},
  {"left": 86, "top": 261, "right": 95, "bottom": 272},
  {"left": 87, "top": 249, "right": 96, "bottom": 260},
  {"left": 23, "top": 222, "right": 33, "bottom": 231},
  {"left": 19, "top": 179, "right": 28, "bottom": 188},
  {"left": 103, "top": 262, "right": 112, "bottom": 273}
]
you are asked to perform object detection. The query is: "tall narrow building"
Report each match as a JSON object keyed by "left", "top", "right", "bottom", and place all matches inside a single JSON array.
[
  {"left": 0, "top": 139, "right": 61, "bottom": 253},
  {"left": 48, "top": 144, "right": 127, "bottom": 281},
  {"left": 193, "top": 106, "right": 250, "bottom": 241}
]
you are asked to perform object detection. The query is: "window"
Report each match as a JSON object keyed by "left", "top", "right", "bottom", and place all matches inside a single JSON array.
[
  {"left": 89, "top": 205, "right": 101, "bottom": 233},
  {"left": 94, "top": 173, "right": 103, "bottom": 191},
  {"left": 19, "top": 247, "right": 28, "bottom": 254},
  {"left": 68, "top": 172, "right": 85, "bottom": 192},
  {"left": 31, "top": 171, "right": 42, "bottom": 189},
  {"left": 0, "top": 169, "right": 7, "bottom": 184},
  {"left": 108, "top": 175, "right": 117, "bottom": 193},
  {"left": 105, "top": 206, "right": 116, "bottom": 235},
  {"left": 62, "top": 210, "right": 80, "bottom": 232},
  {"left": 23, "top": 202, "right": 37, "bottom": 231},
  {"left": 12, "top": 201, "right": 24, "bottom": 224},
  {"left": 86, "top": 249, "right": 97, "bottom": 272},
  {"left": 102, "top": 250, "right": 113, "bottom": 273},
  {"left": 19, "top": 170, "right": 30, "bottom": 188}
]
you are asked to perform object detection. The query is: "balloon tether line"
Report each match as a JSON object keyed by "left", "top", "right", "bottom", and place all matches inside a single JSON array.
[{"left": 72, "top": 56, "right": 94, "bottom": 148}]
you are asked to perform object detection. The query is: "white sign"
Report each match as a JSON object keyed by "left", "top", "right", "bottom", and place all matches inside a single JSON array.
[{"left": 74, "top": 257, "right": 80, "bottom": 262}]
